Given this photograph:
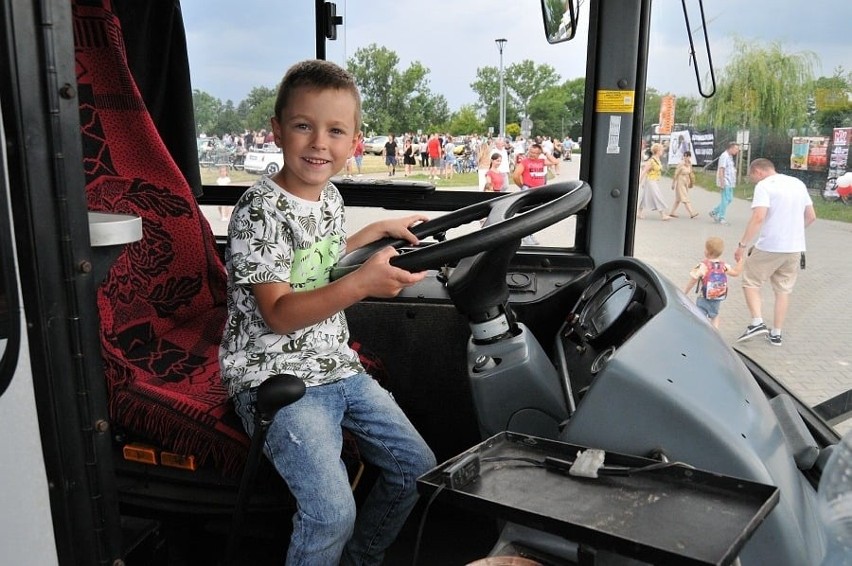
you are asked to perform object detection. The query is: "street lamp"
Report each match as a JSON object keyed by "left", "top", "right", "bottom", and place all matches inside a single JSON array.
[{"left": 495, "top": 38, "right": 507, "bottom": 140}]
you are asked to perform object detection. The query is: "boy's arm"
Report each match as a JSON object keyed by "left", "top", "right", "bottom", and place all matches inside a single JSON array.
[
  {"left": 253, "top": 246, "right": 425, "bottom": 335},
  {"left": 684, "top": 263, "right": 704, "bottom": 294},
  {"left": 726, "top": 257, "right": 745, "bottom": 277}
]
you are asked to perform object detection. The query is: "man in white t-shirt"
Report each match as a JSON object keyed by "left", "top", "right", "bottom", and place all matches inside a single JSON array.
[{"left": 734, "top": 158, "right": 816, "bottom": 346}]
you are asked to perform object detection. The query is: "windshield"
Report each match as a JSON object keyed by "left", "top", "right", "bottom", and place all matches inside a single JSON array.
[{"left": 181, "top": 1, "right": 852, "bottom": 435}]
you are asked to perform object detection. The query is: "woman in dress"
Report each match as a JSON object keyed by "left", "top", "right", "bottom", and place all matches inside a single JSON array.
[
  {"left": 637, "top": 143, "right": 671, "bottom": 220},
  {"left": 669, "top": 151, "right": 698, "bottom": 218},
  {"left": 402, "top": 138, "right": 416, "bottom": 176},
  {"left": 483, "top": 152, "right": 506, "bottom": 192}
]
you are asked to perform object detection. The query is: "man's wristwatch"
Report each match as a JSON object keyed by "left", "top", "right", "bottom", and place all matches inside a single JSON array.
[{"left": 737, "top": 242, "right": 747, "bottom": 249}]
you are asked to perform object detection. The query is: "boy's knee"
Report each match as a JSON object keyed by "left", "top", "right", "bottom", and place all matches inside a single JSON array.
[
  {"left": 302, "top": 494, "right": 357, "bottom": 539},
  {"left": 419, "top": 449, "right": 437, "bottom": 476}
]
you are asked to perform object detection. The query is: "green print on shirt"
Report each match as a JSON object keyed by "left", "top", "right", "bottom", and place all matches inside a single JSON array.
[{"left": 289, "top": 235, "right": 342, "bottom": 290}]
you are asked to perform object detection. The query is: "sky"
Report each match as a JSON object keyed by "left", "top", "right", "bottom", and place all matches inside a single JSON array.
[{"left": 181, "top": 0, "right": 852, "bottom": 112}]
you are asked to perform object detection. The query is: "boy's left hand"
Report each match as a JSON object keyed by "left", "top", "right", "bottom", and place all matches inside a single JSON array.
[{"left": 384, "top": 214, "right": 429, "bottom": 245}]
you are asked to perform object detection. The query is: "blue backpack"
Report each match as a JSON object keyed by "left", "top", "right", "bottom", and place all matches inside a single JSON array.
[{"left": 700, "top": 260, "right": 728, "bottom": 300}]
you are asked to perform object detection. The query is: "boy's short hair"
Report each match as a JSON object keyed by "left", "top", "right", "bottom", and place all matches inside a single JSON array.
[
  {"left": 705, "top": 236, "right": 724, "bottom": 258},
  {"left": 274, "top": 59, "right": 362, "bottom": 131}
]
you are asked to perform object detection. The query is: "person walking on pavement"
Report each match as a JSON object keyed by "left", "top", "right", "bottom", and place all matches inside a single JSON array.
[
  {"left": 710, "top": 142, "right": 739, "bottom": 225},
  {"left": 637, "top": 143, "right": 672, "bottom": 221},
  {"left": 669, "top": 151, "right": 698, "bottom": 218},
  {"left": 734, "top": 158, "right": 816, "bottom": 346}
]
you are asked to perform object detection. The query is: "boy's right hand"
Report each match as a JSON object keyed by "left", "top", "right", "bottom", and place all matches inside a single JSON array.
[{"left": 355, "top": 246, "right": 426, "bottom": 298}]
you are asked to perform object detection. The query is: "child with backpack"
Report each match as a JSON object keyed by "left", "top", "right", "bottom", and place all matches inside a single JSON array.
[{"left": 684, "top": 237, "right": 743, "bottom": 329}]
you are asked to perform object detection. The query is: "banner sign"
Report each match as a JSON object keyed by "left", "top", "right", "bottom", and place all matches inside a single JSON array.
[
  {"left": 689, "top": 130, "right": 715, "bottom": 168},
  {"left": 790, "top": 136, "right": 828, "bottom": 171}
]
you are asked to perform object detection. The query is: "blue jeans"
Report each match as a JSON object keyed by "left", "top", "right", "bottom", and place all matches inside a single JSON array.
[
  {"left": 713, "top": 185, "right": 733, "bottom": 220},
  {"left": 234, "top": 373, "right": 435, "bottom": 565}
]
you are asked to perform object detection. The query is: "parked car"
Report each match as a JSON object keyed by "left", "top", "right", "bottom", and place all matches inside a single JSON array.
[
  {"left": 243, "top": 144, "right": 284, "bottom": 175},
  {"left": 364, "top": 135, "right": 389, "bottom": 155}
]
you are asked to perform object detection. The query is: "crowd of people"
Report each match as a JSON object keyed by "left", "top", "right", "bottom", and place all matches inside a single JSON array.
[{"left": 337, "top": 131, "right": 578, "bottom": 187}]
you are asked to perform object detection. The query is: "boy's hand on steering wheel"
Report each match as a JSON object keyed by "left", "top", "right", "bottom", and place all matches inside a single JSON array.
[{"left": 355, "top": 246, "right": 426, "bottom": 298}]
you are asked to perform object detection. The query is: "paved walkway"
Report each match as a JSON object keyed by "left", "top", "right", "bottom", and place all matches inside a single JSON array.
[{"left": 631, "top": 168, "right": 852, "bottom": 433}]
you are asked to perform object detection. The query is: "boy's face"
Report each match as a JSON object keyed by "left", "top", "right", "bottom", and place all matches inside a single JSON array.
[{"left": 271, "top": 86, "right": 359, "bottom": 198}]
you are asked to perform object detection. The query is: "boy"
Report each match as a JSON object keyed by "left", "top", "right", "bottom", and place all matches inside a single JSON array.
[
  {"left": 684, "top": 237, "right": 743, "bottom": 329},
  {"left": 219, "top": 60, "right": 436, "bottom": 566}
]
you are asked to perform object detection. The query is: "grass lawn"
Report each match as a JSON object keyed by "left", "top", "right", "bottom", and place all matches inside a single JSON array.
[
  {"left": 200, "top": 154, "right": 481, "bottom": 188},
  {"left": 692, "top": 170, "right": 851, "bottom": 223}
]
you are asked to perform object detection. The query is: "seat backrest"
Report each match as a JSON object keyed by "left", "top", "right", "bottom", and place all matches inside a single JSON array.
[{"left": 75, "top": 0, "right": 247, "bottom": 476}]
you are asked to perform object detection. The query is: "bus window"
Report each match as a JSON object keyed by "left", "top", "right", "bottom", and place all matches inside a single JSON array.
[
  {"left": 0, "top": 109, "right": 19, "bottom": 398},
  {"left": 182, "top": 2, "right": 590, "bottom": 250}
]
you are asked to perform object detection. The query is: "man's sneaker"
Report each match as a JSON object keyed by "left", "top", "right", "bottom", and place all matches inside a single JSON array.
[
  {"left": 736, "top": 323, "right": 768, "bottom": 342},
  {"left": 718, "top": 219, "right": 730, "bottom": 226},
  {"left": 768, "top": 333, "right": 782, "bottom": 346},
  {"left": 709, "top": 210, "right": 718, "bottom": 220}
]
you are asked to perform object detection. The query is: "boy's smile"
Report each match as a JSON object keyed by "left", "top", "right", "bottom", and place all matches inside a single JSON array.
[{"left": 271, "top": 86, "right": 358, "bottom": 200}]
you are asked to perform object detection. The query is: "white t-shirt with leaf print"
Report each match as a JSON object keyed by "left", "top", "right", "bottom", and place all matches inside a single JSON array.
[{"left": 219, "top": 177, "right": 363, "bottom": 395}]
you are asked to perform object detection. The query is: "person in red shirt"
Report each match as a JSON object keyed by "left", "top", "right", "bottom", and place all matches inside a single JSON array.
[
  {"left": 512, "top": 143, "right": 548, "bottom": 190},
  {"left": 426, "top": 133, "right": 442, "bottom": 180},
  {"left": 483, "top": 152, "right": 506, "bottom": 192}
]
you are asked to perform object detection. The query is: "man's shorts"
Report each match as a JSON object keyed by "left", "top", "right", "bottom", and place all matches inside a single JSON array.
[
  {"left": 742, "top": 248, "right": 800, "bottom": 293},
  {"left": 385, "top": 155, "right": 397, "bottom": 166}
]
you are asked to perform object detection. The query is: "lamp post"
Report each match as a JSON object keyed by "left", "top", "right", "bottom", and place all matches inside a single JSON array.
[{"left": 495, "top": 38, "right": 507, "bottom": 140}]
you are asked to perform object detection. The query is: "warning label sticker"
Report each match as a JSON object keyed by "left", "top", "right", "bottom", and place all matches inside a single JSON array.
[{"left": 596, "top": 90, "right": 635, "bottom": 113}]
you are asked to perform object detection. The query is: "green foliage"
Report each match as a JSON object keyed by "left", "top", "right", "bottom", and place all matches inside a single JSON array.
[
  {"left": 527, "top": 78, "right": 585, "bottom": 138},
  {"left": 345, "top": 44, "right": 448, "bottom": 135},
  {"left": 472, "top": 60, "right": 560, "bottom": 131},
  {"left": 697, "top": 39, "right": 816, "bottom": 132},
  {"left": 505, "top": 60, "right": 560, "bottom": 117},
  {"left": 812, "top": 69, "right": 852, "bottom": 132},
  {"left": 642, "top": 88, "right": 699, "bottom": 135},
  {"left": 192, "top": 90, "right": 222, "bottom": 136},
  {"left": 448, "top": 105, "right": 484, "bottom": 136}
]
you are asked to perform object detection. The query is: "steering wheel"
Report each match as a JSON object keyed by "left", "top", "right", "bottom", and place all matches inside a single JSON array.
[{"left": 331, "top": 180, "right": 591, "bottom": 279}]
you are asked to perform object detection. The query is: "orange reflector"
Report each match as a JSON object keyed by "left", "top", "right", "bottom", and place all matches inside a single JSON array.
[
  {"left": 160, "top": 451, "right": 197, "bottom": 471},
  {"left": 123, "top": 443, "right": 158, "bottom": 465}
]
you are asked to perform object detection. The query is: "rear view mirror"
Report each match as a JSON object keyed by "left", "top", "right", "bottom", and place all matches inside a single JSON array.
[{"left": 541, "top": 0, "right": 580, "bottom": 43}]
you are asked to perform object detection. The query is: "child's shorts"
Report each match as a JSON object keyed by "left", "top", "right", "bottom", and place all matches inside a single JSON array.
[{"left": 696, "top": 296, "right": 722, "bottom": 319}]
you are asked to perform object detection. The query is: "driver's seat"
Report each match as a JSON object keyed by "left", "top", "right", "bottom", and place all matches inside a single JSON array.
[{"left": 74, "top": 0, "right": 381, "bottom": 479}]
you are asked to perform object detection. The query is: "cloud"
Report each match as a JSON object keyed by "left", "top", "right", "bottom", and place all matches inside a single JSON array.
[{"left": 182, "top": 0, "right": 852, "bottom": 110}]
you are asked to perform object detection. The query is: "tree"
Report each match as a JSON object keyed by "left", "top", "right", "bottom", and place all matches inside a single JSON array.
[
  {"left": 346, "top": 44, "right": 448, "bottom": 135},
  {"left": 242, "top": 86, "right": 277, "bottom": 131},
  {"left": 214, "top": 100, "right": 243, "bottom": 136},
  {"left": 472, "top": 61, "right": 560, "bottom": 134},
  {"left": 643, "top": 88, "right": 662, "bottom": 135},
  {"left": 676, "top": 96, "right": 700, "bottom": 128},
  {"left": 527, "top": 78, "right": 585, "bottom": 138},
  {"left": 447, "top": 105, "right": 484, "bottom": 136},
  {"left": 697, "top": 40, "right": 816, "bottom": 132},
  {"left": 505, "top": 60, "right": 560, "bottom": 117},
  {"left": 812, "top": 68, "right": 852, "bottom": 133},
  {"left": 192, "top": 89, "right": 221, "bottom": 136}
]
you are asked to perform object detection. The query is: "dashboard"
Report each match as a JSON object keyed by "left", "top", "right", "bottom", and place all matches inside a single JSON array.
[{"left": 556, "top": 259, "right": 666, "bottom": 402}]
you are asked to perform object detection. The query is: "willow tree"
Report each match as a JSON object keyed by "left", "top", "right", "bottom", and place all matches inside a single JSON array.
[{"left": 698, "top": 39, "right": 817, "bottom": 132}]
